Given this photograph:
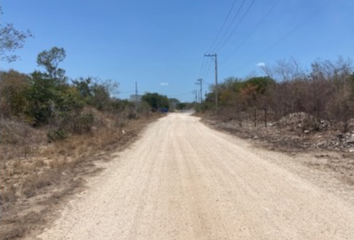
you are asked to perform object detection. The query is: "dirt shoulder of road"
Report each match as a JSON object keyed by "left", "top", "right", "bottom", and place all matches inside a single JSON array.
[
  {"left": 200, "top": 115, "right": 354, "bottom": 203},
  {"left": 0, "top": 115, "right": 162, "bottom": 240}
]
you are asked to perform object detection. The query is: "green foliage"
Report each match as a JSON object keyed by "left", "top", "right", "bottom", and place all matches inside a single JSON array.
[
  {"left": 0, "top": 70, "right": 30, "bottom": 118},
  {"left": 47, "top": 129, "right": 67, "bottom": 142},
  {"left": 206, "top": 76, "right": 275, "bottom": 110},
  {"left": 0, "top": 46, "right": 153, "bottom": 141},
  {"left": 37, "top": 47, "right": 66, "bottom": 80},
  {"left": 0, "top": 9, "right": 33, "bottom": 62},
  {"left": 25, "top": 71, "right": 84, "bottom": 125},
  {"left": 142, "top": 92, "right": 169, "bottom": 111},
  {"left": 176, "top": 102, "right": 187, "bottom": 110},
  {"left": 72, "top": 78, "right": 112, "bottom": 110},
  {"left": 243, "top": 76, "right": 275, "bottom": 94},
  {"left": 90, "top": 83, "right": 110, "bottom": 110},
  {"left": 110, "top": 99, "right": 133, "bottom": 111},
  {"left": 26, "top": 73, "right": 56, "bottom": 124},
  {"left": 217, "top": 77, "right": 242, "bottom": 106},
  {"left": 72, "top": 78, "right": 92, "bottom": 100}
]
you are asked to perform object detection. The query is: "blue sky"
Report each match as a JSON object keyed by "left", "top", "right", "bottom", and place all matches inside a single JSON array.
[{"left": 1, "top": 0, "right": 353, "bottom": 101}]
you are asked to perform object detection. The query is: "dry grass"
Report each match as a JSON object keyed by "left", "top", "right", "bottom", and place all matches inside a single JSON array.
[{"left": 0, "top": 114, "right": 161, "bottom": 240}]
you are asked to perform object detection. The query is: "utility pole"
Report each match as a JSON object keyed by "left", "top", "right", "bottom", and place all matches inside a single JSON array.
[
  {"left": 196, "top": 78, "right": 203, "bottom": 103},
  {"left": 204, "top": 53, "right": 218, "bottom": 109},
  {"left": 135, "top": 82, "right": 138, "bottom": 103},
  {"left": 193, "top": 90, "right": 198, "bottom": 102}
]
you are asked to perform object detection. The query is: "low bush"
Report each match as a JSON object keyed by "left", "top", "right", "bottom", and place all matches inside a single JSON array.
[{"left": 47, "top": 129, "right": 67, "bottom": 142}]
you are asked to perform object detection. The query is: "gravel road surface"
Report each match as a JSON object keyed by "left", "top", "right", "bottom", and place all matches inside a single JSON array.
[{"left": 36, "top": 113, "right": 354, "bottom": 240}]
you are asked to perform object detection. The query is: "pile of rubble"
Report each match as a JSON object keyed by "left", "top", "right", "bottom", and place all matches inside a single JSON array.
[
  {"left": 320, "top": 132, "right": 354, "bottom": 152},
  {"left": 274, "top": 112, "right": 354, "bottom": 152},
  {"left": 276, "top": 112, "right": 330, "bottom": 132},
  {"left": 204, "top": 112, "right": 354, "bottom": 153}
]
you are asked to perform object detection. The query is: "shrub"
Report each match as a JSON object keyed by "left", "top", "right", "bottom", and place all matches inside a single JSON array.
[
  {"left": 47, "top": 129, "right": 67, "bottom": 142},
  {"left": 141, "top": 92, "right": 169, "bottom": 112},
  {"left": 0, "top": 70, "right": 30, "bottom": 119}
]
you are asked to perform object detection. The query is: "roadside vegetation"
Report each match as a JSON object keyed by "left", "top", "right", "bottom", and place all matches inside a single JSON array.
[
  {"left": 0, "top": 45, "right": 164, "bottom": 239},
  {"left": 198, "top": 57, "right": 354, "bottom": 151},
  {"left": 201, "top": 58, "right": 353, "bottom": 128}
]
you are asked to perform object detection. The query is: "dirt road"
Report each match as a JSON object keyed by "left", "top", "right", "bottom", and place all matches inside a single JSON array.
[{"left": 36, "top": 113, "right": 354, "bottom": 240}]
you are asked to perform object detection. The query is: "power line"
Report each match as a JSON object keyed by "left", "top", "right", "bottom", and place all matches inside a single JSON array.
[
  {"left": 206, "top": 0, "right": 238, "bottom": 53},
  {"left": 201, "top": 56, "right": 213, "bottom": 79},
  {"left": 169, "top": 91, "right": 194, "bottom": 97},
  {"left": 210, "top": 0, "right": 247, "bottom": 53},
  {"left": 198, "top": 56, "right": 206, "bottom": 79},
  {"left": 213, "top": 0, "right": 256, "bottom": 53},
  {"left": 267, "top": 0, "right": 332, "bottom": 53},
  {"left": 200, "top": 1, "right": 239, "bottom": 89},
  {"left": 192, "top": 90, "right": 198, "bottom": 102},
  {"left": 119, "top": 90, "right": 135, "bottom": 94},
  {"left": 221, "top": 0, "right": 280, "bottom": 65},
  {"left": 235, "top": 0, "right": 334, "bottom": 71}
]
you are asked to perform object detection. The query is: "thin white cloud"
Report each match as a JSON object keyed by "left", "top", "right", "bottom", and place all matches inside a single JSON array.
[
  {"left": 256, "top": 62, "right": 266, "bottom": 67},
  {"left": 160, "top": 82, "right": 169, "bottom": 86}
]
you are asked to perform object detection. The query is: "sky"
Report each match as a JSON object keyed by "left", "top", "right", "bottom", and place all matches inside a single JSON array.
[{"left": 1, "top": 0, "right": 353, "bottom": 102}]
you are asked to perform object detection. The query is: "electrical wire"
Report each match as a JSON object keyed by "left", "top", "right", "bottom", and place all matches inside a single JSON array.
[
  {"left": 169, "top": 91, "right": 195, "bottom": 97},
  {"left": 119, "top": 90, "right": 135, "bottom": 94},
  {"left": 234, "top": 0, "right": 334, "bottom": 71},
  {"left": 206, "top": 0, "right": 239, "bottom": 53},
  {"left": 221, "top": 0, "right": 280, "bottom": 65},
  {"left": 200, "top": 0, "right": 239, "bottom": 85},
  {"left": 209, "top": 0, "right": 247, "bottom": 53},
  {"left": 198, "top": 56, "right": 206, "bottom": 79},
  {"left": 213, "top": 0, "right": 256, "bottom": 53},
  {"left": 202, "top": 57, "right": 213, "bottom": 80}
]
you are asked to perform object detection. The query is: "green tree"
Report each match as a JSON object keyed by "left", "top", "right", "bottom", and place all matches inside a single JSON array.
[
  {"left": 90, "top": 83, "right": 110, "bottom": 110},
  {"left": 0, "top": 8, "right": 33, "bottom": 62},
  {"left": 72, "top": 77, "right": 93, "bottom": 102},
  {"left": 37, "top": 47, "right": 66, "bottom": 80},
  {"left": 0, "top": 70, "right": 30, "bottom": 118},
  {"left": 26, "top": 71, "right": 84, "bottom": 125},
  {"left": 142, "top": 93, "right": 169, "bottom": 111},
  {"left": 243, "top": 76, "right": 275, "bottom": 94}
]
